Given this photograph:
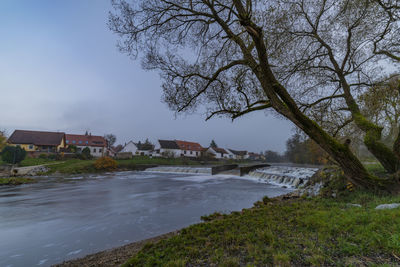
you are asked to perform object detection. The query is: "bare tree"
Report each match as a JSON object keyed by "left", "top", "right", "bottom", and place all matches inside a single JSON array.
[
  {"left": 104, "top": 134, "right": 117, "bottom": 149},
  {"left": 109, "top": 0, "right": 399, "bottom": 190}
]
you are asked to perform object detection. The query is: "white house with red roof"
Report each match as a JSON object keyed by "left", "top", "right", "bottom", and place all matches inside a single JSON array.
[
  {"left": 175, "top": 140, "right": 203, "bottom": 158},
  {"left": 65, "top": 133, "right": 107, "bottom": 157},
  {"left": 157, "top": 139, "right": 203, "bottom": 158}
]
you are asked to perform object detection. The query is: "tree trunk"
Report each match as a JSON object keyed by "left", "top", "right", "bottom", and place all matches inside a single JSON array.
[
  {"left": 288, "top": 113, "right": 388, "bottom": 189},
  {"left": 353, "top": 113, "right": 400, "bottom": 173},
  {"left": 394, "top": 127, "right": 400, "bottom": 160}
]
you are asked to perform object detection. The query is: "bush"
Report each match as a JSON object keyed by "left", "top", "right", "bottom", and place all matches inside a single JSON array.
[
  {"left": 94, "top": 157, "right": 117, "bottom": 171},
  {"left": 78, "top": 147, "right": 92, "bottom": 160},
  {"left": 1, "top": 146, "right": 26, "bottom": 164},
  {"left": 47, "top": 154, "right": 57, "bottom": 160},
  {"left": 39, "top": 153, "right": 48, "bottom": 159}
]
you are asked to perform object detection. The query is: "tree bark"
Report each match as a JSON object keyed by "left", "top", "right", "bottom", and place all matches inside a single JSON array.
[{"left": 353, "top": 113, "right": 400, "bottom": 174}]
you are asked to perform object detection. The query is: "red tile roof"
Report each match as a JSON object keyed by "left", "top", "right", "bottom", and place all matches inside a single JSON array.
[
  {"left": 175, "top": 140, "right": 203, "bottom": 151},
  {"left": 65, "top": 134, "right": 107, "bottom": 147}
]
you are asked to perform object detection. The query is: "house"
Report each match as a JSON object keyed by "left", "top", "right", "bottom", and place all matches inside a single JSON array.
[
  {"left": 158, "top": 140, "right": 182, "bottom": 158},
  {"left": 65, "top": 133, "right": 107, "bottom": 158},
  {"left": 7, "top": 130, "right": 66, "bottom": 156},
  {"left": 228, "top": 149, "right": 249, "bottom": 160},
  {"left": 121, "top": 141, "right": 138, "bottom": 155},
  {"left": 175, "top": 140, "right": 203, "bottom": 158},
  {"left": 206, "top": 147, "right": 230, "bottom": 159},
  {"left": 121, "top": 140, "right": 155, "bottom": 156}
]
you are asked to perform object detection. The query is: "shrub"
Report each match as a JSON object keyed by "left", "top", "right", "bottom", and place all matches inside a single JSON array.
[
  {"left": 47, "top": 154, "right": 57, "bottom": 160},
  {"left": 94, "top": 157, "right": 117, "bottom": 171},
  {"left": 1, "top": 146, "right": 26, "bottom": 164},
  {"left": 39, "top": 153, "right": 47, "bottom": 159},
  {"left": 78, "top": 147, "right": 92, "bottom": 160}
]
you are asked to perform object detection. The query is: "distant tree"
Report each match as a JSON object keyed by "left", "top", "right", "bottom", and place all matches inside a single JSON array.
[
  {"left": 136, "top": 139, "right": 154, "bottom": 150},
  {"left": 104, "top": 134, "right": 117, "bottom": 148},
  {"left": 1, "top": 146, "right": 26, "bottom": 165},
  {"left": 285, "top": 133, "right": 328, "bottom": 165},
  {"left": 210, "top": 140, "right": 218, "bottom": 148},
  {"left": 0, "top": 131, "right": 6, "bottom": 151},
  {"left": 114, "top": 144, "right": 124, "bottom": 153},
  {"left": 264, "top": 150, "right": 285, "bottom": 163}
]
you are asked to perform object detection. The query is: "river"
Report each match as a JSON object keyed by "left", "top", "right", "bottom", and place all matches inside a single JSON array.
[{"left": 0, "top": 170, "right": 292, "bottom": 267}]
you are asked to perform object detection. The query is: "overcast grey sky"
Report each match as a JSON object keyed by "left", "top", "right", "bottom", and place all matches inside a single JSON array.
[{"left": 0, "top": 0, "right": 293, "bottom": 152}]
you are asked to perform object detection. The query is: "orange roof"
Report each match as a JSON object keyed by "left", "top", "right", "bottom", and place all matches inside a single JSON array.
[
  {"left": 66, "top": 134, "right": 107, "bottom": 147},
  {"left": 175, "top": 140, "right": 203, "bottom": 151}
]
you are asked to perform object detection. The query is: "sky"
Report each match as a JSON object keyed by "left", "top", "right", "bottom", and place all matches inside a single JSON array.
[{"left": 0, "top": 0, "right": 293, "bottom": 153}]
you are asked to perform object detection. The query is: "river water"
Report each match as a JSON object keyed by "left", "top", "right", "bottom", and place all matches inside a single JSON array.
[{"left": 0, "top": 171, "right": 291, "bottom": 267}]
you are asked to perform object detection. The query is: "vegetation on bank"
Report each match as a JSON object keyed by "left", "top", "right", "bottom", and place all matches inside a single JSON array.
[
  {"left": 123, "top": 190, "right": 400, "bottom": 266},
  {"left": 42, "top": 156, "right": 209, "bottom": 175},
  {"left": 0, "top": 177, "right": 36, "bottom": 185}
]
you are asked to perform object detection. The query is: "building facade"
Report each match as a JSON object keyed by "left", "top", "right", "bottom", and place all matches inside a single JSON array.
[{"left": 65, "top": 133, "right": 107, "bottom": 157}]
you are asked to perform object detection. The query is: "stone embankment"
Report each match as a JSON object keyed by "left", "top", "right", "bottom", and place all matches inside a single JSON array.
[{"left": 10, "top": 165, "right": 49, "bottom": 176}]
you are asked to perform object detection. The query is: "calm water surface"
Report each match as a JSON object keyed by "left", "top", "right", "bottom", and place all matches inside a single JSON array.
[{"left": 0, "top": 171, "right": 291, "bottom": 267}]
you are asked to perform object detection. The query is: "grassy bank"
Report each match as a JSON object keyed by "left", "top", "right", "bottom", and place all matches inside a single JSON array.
[
  {"left": 0, "top": 177, "right": 36, "bottom": 185},
  {"left": 42, "top": 156, "right": 211, "bottom": 175},
  {"left": 123, "top": 191, "right": 400, "bottom": 266}
]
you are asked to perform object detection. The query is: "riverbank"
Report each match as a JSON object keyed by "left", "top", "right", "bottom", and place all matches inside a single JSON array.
[
  {"left": 56, "top": 190, "right": 400, "bottom": 266},
  {"left": 0, "top": 177, "right": 36, "bottom": 185}
]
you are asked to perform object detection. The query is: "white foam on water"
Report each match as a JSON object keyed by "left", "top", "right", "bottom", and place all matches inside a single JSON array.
[
  {"left": 37, "top": 259, "right": 48, "bottom": 265},
  {"left": 67, "top": 249, "right": 82, "bottom": 256}
]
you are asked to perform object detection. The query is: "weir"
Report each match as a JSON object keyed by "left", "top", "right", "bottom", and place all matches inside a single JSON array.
[
  {"left": 145, "top": 166, "right": 212, "bottom": 174},
  {"left": 247, "top": 166, "right": 319, "bottom": 188},
  {"left": 145, "top": 165, "right": 319, "bottom": 189}
]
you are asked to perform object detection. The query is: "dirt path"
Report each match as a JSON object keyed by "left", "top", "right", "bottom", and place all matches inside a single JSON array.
[{"left": 52, "top": 231, "right": 178, "bottom": 267}]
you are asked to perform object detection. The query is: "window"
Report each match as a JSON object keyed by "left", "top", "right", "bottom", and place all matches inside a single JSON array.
[
  {"left": 93, "top": 148, "right": 96, "bottom": 153},
  {"left": 184, "top": 150, "right": 187, "bottom": 154},
  {"left": 190, "top": 151, "right": 193, "bottom": 155},
  {"left": 66, "top": 140, "right": 69, "bottom": 144},
  {"left": 99, "top": 149, "right": 102, "bottom": 153},
  {"left": 86, "top": 141, "right": 88, "bottom": 144},
  {"left": 29, "top": 145, "right": 33, "bottom": 149},
  {"left": 196, "top": 152, "right": 198, "bottom": 156},
  {"left": 79, "top": 141, "right": 82, "bottom": 144},
  {"left": 72, "top": 140, "right": 76, "bottom": 144}
]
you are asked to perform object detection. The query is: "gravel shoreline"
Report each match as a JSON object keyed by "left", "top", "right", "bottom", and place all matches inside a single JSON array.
[{"left": 52, "top": 231, "right": 179, "bottom": 267}]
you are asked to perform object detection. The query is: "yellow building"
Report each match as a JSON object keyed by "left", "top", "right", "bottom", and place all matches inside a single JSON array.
[{"left": 7, "top": 130, "right": 66, "bottom": 153}]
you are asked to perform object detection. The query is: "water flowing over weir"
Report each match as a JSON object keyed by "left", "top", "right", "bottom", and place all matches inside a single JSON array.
[
  {"left": 146, "top": 166, "right": 319, "bottom": 189},
  {"left": 248, "top": 166, "right": 319, "bottom": 188},
  {"left": 146, "top": 166, "right": 212, "bottom": 174}
]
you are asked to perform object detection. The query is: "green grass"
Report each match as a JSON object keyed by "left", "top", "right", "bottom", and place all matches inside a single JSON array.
[
  {"left": 123, "top": 192, "right": 400, "bottom": 266},
  {"left": 0, "top": 177, "right": 36, "bottom": 185},
  {"left": 45, "top": 159, "right": 96, "bottom": 174},
  {"left": 43, "top": 156, "right": 213, "bottom": 175},
  {"left": 19, "top": 157, "right": 56, "bottom": 167}
]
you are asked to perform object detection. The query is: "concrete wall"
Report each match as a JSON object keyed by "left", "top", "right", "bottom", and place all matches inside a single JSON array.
[{"left": 211, "top": 164, "right": 238, "bottom": 175}]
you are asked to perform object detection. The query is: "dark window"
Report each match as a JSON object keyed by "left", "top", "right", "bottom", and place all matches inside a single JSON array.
[
  {"left": 93, "top": 148, "right": 96, "bottom": 153},
  {"left": 190, "top": 151, "right": 193, "bottom": 155}
]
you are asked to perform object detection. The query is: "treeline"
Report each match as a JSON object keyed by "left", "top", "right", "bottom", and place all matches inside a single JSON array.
[{"left": 263, "top": 133, "right": 328, "bottom": 165}]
